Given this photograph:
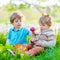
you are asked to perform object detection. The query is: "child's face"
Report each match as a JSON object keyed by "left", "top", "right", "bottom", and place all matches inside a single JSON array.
[
  {"left": 12, "top": 18, "right": 22, "bottom": 29},
  {"left": 39, "top": 23, "right": 49, "bottom": 31}
]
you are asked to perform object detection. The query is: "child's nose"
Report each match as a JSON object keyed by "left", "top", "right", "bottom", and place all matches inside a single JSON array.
[
  {"left": 18, "top": 21, "right": 21, "bottom": 24},
  {"left": 40, "top": 26, "right": 42, "bottom": 28}
]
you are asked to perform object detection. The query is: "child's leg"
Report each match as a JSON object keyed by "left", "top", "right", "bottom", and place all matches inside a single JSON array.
[
  {"left": 26, "top": 44, "right": 33, "bottom": 50},
  {"left": 25, "top": 46, "right": 44, "bottom": 56}
]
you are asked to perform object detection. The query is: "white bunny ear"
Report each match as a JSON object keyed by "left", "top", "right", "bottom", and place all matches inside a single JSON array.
[
  {"left": 46, "top": 6, "right": 51, "bottom": 14},
  {"left": 34, "top": 5, "right": 44, "bottom": 14},
  {"left": 37, "top": 8, "right": 43, "bottom": 13}
]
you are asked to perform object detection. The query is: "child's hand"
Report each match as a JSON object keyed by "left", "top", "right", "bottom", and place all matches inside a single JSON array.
[
  {"left": 31, "top": 40, "right": 37, "bottom": 45},
  {"left": 35, "top": 42, "right": 41, "bottom": 46},
  {"left": 30, "top": 27, "right": 36, "bottom": 35},
  {"left": 31, "top": 40, "right": 36, "bottom": 42},
  {"left": 31, "top": 40, "right": 38, "bottom": 43}
]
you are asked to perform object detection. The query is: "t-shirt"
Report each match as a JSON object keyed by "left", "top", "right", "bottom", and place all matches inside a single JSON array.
[{"left": 7, "top": 27, "right": 32, "bottom": 46}]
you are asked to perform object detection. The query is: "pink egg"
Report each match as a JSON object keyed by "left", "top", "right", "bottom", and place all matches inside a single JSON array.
[{"left": 30, "top": 27, "right": 35, "bottom": 32}]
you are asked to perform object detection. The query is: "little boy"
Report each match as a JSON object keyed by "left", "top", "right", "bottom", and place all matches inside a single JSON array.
[{"left": 6, "top": 12, "right": 32, "bottom": 46}]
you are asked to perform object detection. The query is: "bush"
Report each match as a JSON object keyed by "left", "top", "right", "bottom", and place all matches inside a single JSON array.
[
  {"left": 0, "top": 33, "right": 7, "bottom": 45},
  {"left": 56, "top": 32, "right": 60, "bottom": 47}
]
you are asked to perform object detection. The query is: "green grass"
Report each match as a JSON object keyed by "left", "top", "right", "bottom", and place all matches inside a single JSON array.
[
  {"left": 0, "top": 32, "right": 60, "bottom": 60},
  {"left": 54, "top": 18, "right": 60, "bottom": 23},
  {"left": 0, "top": 33, "right": 7, "bottom": 45}
]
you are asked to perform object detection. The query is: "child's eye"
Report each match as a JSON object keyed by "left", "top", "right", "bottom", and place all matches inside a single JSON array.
[
  {"left": 43, "top": 25, "right": 45, "bottom": 26},
  {"left": 15, "top": 20, "right": 18, "bottom": 22},
  {"left": 40, "top": 24, "right": 45, "bottom": 26},
  {"left": 20, "top": 20, "right": 21, "bottom": 22}
]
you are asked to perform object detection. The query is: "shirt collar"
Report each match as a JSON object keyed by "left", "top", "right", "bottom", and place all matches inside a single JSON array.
[{"left": 12, "top": 27, "right": 22, "bottom": 31}]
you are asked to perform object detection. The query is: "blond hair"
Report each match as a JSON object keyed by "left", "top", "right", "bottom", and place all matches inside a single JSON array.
[
  {"left": 39, "top": 13, "right": 52, "bottom": 27},
  {"left": 10, "top": 12, "right": 23, "bottom": 23}
]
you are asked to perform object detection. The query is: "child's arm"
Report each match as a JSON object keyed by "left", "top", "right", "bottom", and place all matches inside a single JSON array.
[
  {"left": 46, "top": 34, "right": 56, "bottom": 40},
  {"left": 39, "top": 34, "right": 48, "bottom": 40},
  {"left": 39, "top": 33, "right": 56, "bottom": 41},
  {"left": 37, "top": 35, "right": 56, "bottom": 47}
]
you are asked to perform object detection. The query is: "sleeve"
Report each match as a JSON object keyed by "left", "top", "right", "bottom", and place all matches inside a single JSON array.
[
  {"left": 6, "top": 39, "right": 10, "bottom": 44},
  {"left": 6, "top": 29, "right": 11, "bottom": 44},
  {"left": 43, "top": 30, "right": 56, "bottom": 41},
  {"left": 7, "top": 29, "right": 11, "bottom": 39},
  {"left": 41, "top": 30, "right": 56, "bottom": 47},
  {"left": 46, "top": 35, "right": 56, "bottom": 40},
  {"left": 41, "top": 39, "right": 56, "bottom": 47},
  {"left": 26, "top": 28, "right": 32, "bottom": 36},
  {"left": 38, "top": 35, "right": 56, "bottom": 47}
]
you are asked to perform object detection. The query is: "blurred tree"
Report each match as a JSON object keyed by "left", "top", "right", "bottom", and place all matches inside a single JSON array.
[
  {"left": 19, "top": 4, "right": 30, "bottom": 9},
  {"left": 4, "top": 3, "right": 18, "bottom": 12},
  {"left": 38, "top": 0, "right": 47, "bottom": 2},
  {"left": 9, "top": 0, "right": 13, "bottom": 4}
]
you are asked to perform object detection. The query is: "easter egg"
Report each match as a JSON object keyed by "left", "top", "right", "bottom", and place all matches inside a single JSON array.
[{"left": 30, "top": 27, "right": 35, "bottom": 32}]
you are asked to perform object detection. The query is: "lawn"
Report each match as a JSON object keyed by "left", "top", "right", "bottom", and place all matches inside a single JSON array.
[{"left": 0, "top": 32, "right": 60, "bottom": 60}]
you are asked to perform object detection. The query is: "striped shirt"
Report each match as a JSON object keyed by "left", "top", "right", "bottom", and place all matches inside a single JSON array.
[{"left": 32, "top": 29, "right": 56, "bottom": 47}]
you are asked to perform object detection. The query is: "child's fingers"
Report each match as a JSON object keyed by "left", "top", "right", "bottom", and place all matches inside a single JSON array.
[{"left": 35, "top": 42, "right": 41, "bottom": 46}]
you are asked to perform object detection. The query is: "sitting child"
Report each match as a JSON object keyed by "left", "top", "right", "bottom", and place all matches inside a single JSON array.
[
  {"left": 25, "top": 13, "right": 56, "bottom": 56},
  {"left": 6, "top": 12, "right": 33, "bottom": 55},
  {"left": 6, "top": 12, "right": 32, "bottom": 46}
]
